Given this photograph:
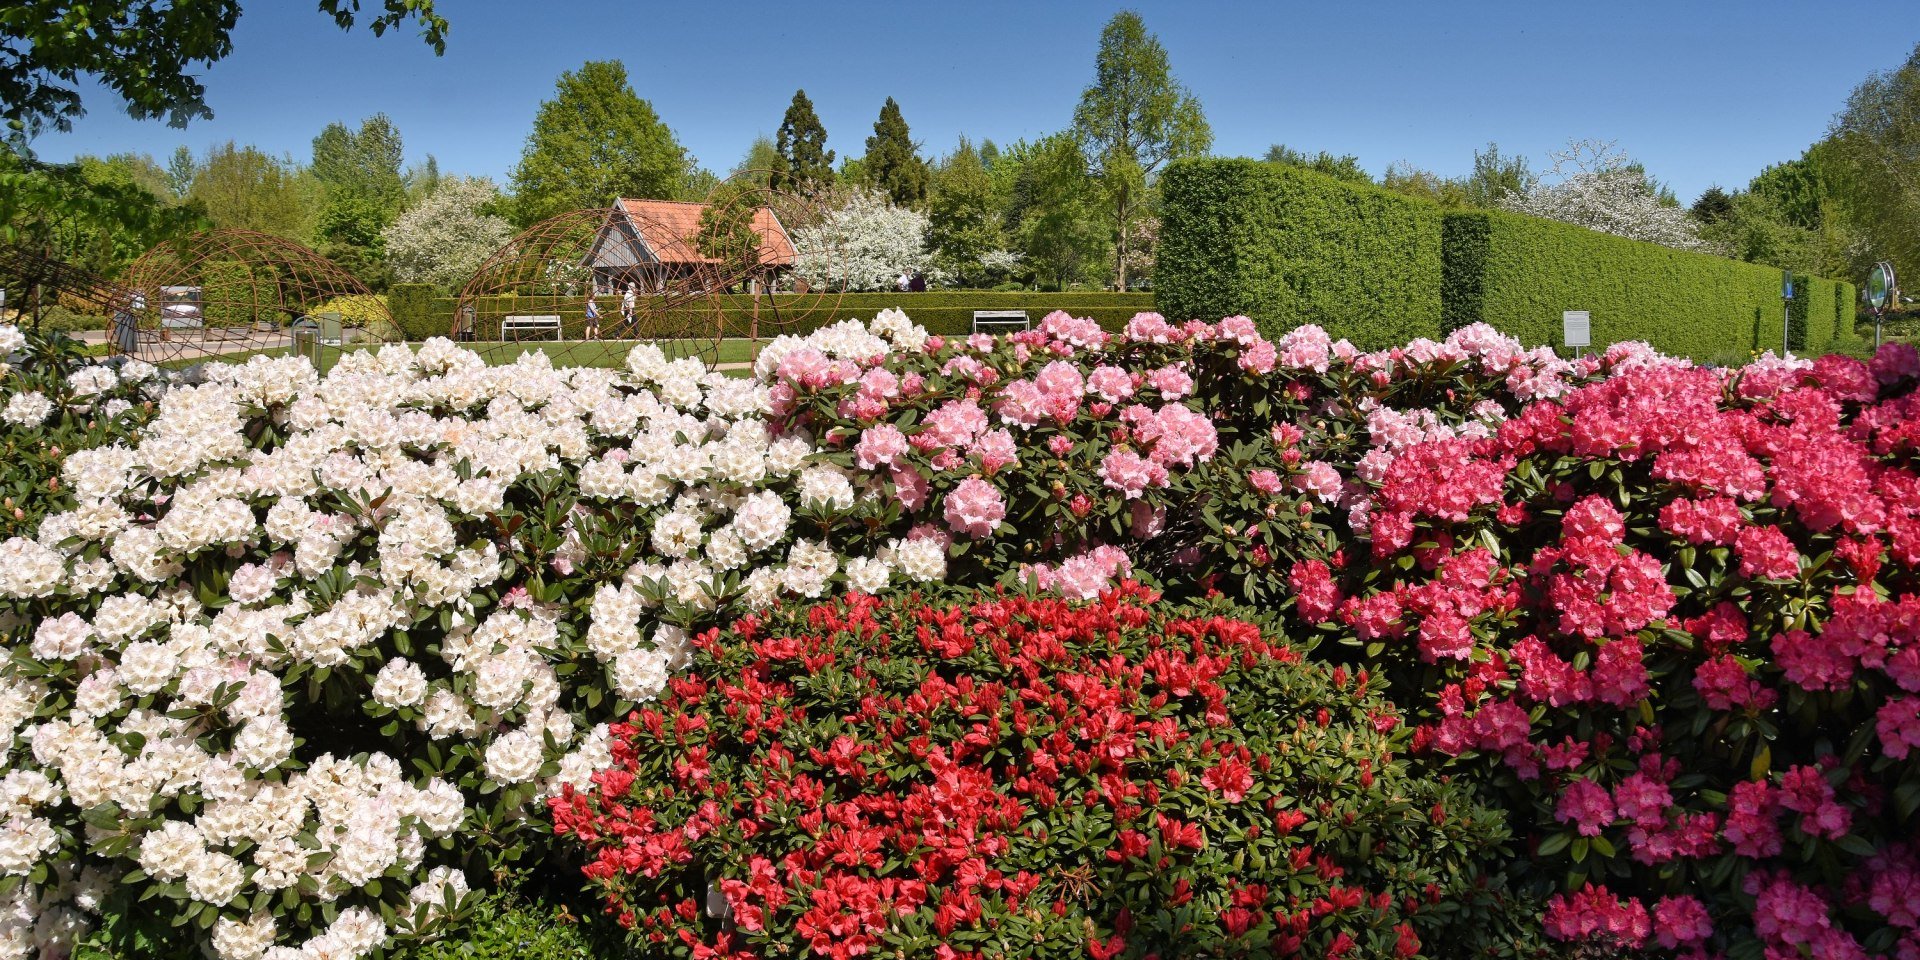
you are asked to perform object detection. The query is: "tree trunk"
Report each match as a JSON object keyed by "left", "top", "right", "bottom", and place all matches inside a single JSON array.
[{"left": 1114, "top": 188, "right": 1130, "bottom": 291}]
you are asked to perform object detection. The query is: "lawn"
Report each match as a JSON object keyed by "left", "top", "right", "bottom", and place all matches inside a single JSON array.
[{"left": 158, "top": 337, "right": 761, "bottom": 373}]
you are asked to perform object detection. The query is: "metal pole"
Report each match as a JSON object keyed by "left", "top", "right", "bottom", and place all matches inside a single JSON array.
[{"left": 1784, "top": 300, "right": 1790, "bottom": 358}]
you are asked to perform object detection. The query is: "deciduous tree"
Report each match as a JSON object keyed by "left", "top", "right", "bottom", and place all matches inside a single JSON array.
[
  {"left": 791, "top": 188, "right": 930, "bottom": 292},
  {"left": 1500, "top": 140, "right": 1704, "bottom": 250},
  {"left": 928, "top": 137, "right": 1003, "bottom": 284},
  {"left": 381, "top": 176, "right": 512, "bottom": 290},
  {"left": 1073, "top": 11, "right": 1210, "bottom": 290},
  {"left": 0, "top": 0, "right": 447, "bottom": 139},
  {"left": 186, "top": 141, "right": 321, "bottom": 240},
  {"left": 509, "top": 60, "right": 692, "bottom": 225}
]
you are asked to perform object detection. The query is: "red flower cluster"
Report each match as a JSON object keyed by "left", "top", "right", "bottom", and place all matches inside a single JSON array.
[{"left": 550, "top": 584, "right": 1511, "bottom": 959}]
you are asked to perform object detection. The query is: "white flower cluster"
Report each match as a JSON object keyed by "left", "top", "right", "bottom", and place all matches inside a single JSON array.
[{"left": 0, "top": 319, "right": 946, "bottom": 960}]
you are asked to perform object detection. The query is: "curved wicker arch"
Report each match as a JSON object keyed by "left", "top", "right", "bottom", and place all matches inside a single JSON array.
[{"left": 117, "top": 229, "right": 393, "bottom": 365}]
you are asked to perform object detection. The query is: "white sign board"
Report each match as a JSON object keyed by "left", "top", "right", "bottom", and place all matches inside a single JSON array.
[{"left": 1563, "top": 310, "right": 1591, "bottom": 348}]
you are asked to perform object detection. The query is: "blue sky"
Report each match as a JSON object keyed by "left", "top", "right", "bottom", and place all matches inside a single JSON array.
[{"left": 30, "top": 0, "right": 1919, "bottom": 203}]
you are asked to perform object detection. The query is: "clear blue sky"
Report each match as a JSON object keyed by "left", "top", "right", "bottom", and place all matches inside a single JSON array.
[{"left": 30, "top": 0, "right": 1919, "bottom": 202}]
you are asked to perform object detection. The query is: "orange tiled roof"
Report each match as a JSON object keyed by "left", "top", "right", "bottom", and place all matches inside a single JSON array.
[{"left": 615, "top": 198, "right": 797, "bottom": 267}]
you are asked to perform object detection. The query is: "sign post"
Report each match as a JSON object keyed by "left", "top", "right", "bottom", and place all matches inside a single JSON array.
[
  {"left": 1562, "top": 310, "right": 1591, "bottom": 358},
  {"left": 1781, "top": 270, "right": 1795, "bottom": 357}
]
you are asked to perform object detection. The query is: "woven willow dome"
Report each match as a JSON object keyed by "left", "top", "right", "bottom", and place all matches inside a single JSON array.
[{"left": 117, "top": 230, "right": 394, "bottom": 366}]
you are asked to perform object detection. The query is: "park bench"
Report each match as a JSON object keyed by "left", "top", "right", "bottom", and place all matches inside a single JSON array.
[
  {"left": 971, "top": 310, "right": 1030, "bottom": 335},
  {"left": 501, "top": 314, "right": 564, "bottom": 341}
]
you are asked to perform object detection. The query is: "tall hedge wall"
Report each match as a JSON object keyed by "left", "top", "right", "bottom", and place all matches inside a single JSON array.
[
  {"left": 1157, "top": 158, "right": 1444, "bottom": 347},
  {"left": 412, "top": 292, "right": 1157, "bottom": 341},
  {"left": 1441, "top": 209, "right": 1800, "bottom": 363}
]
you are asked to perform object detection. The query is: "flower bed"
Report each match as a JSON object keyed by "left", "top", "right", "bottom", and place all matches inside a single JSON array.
[
  {"left": 1, "top": 306, "right": 1917, "bottom": 960},
  {"left": 552, "top": 584, "right": 1515, "bottom": 960}
]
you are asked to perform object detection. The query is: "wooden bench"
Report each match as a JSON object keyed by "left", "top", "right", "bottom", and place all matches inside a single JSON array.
[
  {"left": 971, "top": 310, "right": 1030, "bottom": 335},
  {"left": 501, "top": 314, "right": 563, "bottom": 341}
]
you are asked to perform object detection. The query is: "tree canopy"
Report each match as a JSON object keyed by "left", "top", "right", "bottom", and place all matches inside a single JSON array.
[
  {"left": 1828, "top": 41, "right": 1920, "bottom": 283},
  {"left": 862, "top": 97, "right": 930, "bottom": 206},
  {"left": 0, "top": 0, "right": 447, "bottom": 141},
  {"left": 928, "top": 137, "right": 1005, "bottom": 285},
  {"left": 508, "top": 60, "right": 692, "bottom": 225},
  {"left": 187, "top": 141, "right": 321, "bottom": 240},
  {"left": 382, "top": 175, "right": 512, "bottom": 290},
  {"left": 1073, "top": 11, "right": 1210, "bottom": 289},
  {"left": 774, "top": 89, "right": 835, "bottom": 195}
]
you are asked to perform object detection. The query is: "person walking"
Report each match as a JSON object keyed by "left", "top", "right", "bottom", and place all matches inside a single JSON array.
[
  {"left": 584, "top": 291, "right": 601, "bottom": 340},
  {"left": 621, "top": 281, "right": 637, "bottom": 335}
]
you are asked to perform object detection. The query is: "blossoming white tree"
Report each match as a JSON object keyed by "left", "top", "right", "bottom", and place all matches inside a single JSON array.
[
  {"left": 791, "top": 188, "right": 932, "bottom": 291},
  {"left": 381, "top": 177, "right": 515, "bottom": 289},
  {"left": 1501, "top": 140, "right": 1706, "bottom": 250}
]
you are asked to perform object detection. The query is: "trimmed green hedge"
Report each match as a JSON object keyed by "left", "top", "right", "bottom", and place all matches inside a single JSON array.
[
  {"left": 1442, "top": 209, "right": 1799, "bottom": 363},
  {"left": 1835, "top": 280, "right": 1862, "bottom": 351},
  {"left": 389, "top": 283, "right": 440, "bottom": 341},
  {"left": 1161, "top": 158, "right": 1861, "bottom": 363},
  {"left": 1157, "top": 157, "right": 1445, "bottom": 347},
  {"left": 412, "top": 292, "right": 1157, "bottom": 342}
]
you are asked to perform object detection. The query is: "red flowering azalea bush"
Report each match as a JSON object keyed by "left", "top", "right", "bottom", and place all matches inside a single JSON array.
[
  {"left": 550, "top": 584, "right": 1524, "bottom": 959},
  {"left": 1283, "top": 343, "right": 1920, "bottom": 958}
]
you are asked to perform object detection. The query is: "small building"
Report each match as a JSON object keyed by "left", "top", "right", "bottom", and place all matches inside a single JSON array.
[{"left": 586, "top": 198, "right": 798, "bottom": 297}]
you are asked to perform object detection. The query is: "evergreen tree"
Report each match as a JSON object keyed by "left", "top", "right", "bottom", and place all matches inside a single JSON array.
[
  {"left": 509, "top": 60, "right": 692, "bottom": 224},
  {"left": 1690, "top": 186, "right": 1735, "bottom": 226},
  {"left": 774, "top": 89, "right": 835, "bottom": 194},
  {"left": 862, "top": 97, "right": 929, "bottom": 206}
]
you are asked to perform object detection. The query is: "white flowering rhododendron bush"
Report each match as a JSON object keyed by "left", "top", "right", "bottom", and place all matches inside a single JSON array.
[{"left": 1, "top": 302, "right": 1918, "bottom": 960}]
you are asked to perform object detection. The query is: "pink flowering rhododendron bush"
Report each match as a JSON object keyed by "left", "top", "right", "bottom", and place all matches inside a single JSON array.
[
  {"left": 1283, "top": 342, "right": 1920, "bottom": 959},
  {"left": 550, "top": 583, "right": 1521, "bottom": 960}
]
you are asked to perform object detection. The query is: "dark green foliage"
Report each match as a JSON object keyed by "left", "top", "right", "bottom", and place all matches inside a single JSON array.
[
  {"left": 388, "top": 282, "right": 440, "bottom": 339},
  {"left": 773, "top": 89, "right": 834, "bottom": 194},
  {"left": 861, "top": 97, "right": 929, "bottom": 206},
  {"left": 311, "top": 113, "right": 407, "bottom": 273},
  {"left": 1836, "top": 280, "right": 1862, "bottom": 349},
  {"left": 1441, "top": 208, "right": 1794, "bottom": 362},
  {"left": 1161, "top": 157, "right": 1862, "bottom": 363},
  {"left": 1157, "top": 157, "right": 1444, "bottom": 347},
  {"left": 1690, "top": 185, "right": 1735, "bottom": 225},
  {"left": 0, "top": 1, "right": 446, "bottom": 138}
]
